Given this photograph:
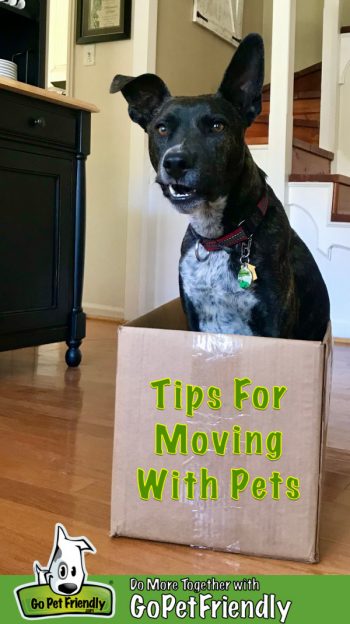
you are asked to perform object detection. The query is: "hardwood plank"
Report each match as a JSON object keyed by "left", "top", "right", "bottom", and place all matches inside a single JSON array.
[{"left": 0, "top": 322, "right": 349, "bottom": 574}]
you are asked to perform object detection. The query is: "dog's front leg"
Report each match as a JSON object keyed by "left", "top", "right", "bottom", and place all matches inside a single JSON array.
[{"left": 179, "top": 273, "right": 200, "bottom": 331}]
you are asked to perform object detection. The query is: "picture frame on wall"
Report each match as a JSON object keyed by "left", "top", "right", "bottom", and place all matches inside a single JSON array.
[
  {"left": 76, "top": 0, "right": 132, "bottom": 44},
  {"left": 193, "top": 0, "right": 244, "bottom": 46}
]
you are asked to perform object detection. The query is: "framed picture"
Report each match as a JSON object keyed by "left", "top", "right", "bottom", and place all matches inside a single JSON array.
[
  {"left": 193, "top": 0, "right": 244, "bottom": 46},
  {"left": 76, "top": 0, "right": 132, "bottom": 44}
]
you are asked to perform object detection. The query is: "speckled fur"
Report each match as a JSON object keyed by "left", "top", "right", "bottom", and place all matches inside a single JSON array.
[
  {"left": 180, "top": 195, "right": 258, "bottom": 335},
  {"left": 180, "top": 246, "right": 257, "bottom": 335}
]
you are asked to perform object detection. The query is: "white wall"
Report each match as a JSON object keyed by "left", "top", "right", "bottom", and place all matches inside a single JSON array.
[
  {"left": 156, "top": 0, "right": 233, "bottom": 95},
  {"left": 263, "top": 0, "right": 324, "bottom": 83},
  {"left": 73, "top": 36, "right": 133, "bottom": 319},
  {"left": 47, "top": 0, "right": 69, "bottom": 87}
]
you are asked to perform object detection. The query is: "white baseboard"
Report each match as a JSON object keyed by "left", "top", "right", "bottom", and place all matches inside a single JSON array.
[{"left": 83, "top": 302, "right": 124, "bottom": 321}]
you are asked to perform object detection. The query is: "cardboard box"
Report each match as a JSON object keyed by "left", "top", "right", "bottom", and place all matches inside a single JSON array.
[{"left": 111, "top": 299, "right": 332, "bottom": 563}]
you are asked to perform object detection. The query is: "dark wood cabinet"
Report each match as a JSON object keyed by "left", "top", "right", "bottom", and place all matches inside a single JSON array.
[
  {"left": 0, "top": 0, "right": 47, "bottom": 88},
  {"left": 0, "top": 83, "right": 97, "bottom": 366}
]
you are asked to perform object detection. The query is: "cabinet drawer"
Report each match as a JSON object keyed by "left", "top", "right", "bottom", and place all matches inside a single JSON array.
[{"left": 0, "top": 93, "right": 76, "bottom": 147}]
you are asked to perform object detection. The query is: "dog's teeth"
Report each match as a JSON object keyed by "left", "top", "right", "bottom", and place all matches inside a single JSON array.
[{"left": 169, "top": 185, "right": 196, "bottom": 199}]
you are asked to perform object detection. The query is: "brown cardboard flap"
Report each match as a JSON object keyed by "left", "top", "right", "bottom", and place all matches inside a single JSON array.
[
  {"left": 127, "top": 299, "right": 331, "bottom": 345},
  {"left": 126, "top": 298, "right": 187, "bottom": 330}
]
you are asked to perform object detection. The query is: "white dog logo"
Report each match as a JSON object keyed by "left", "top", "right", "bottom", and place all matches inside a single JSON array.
[{"left": 34, "top": 524, "right": 96, "bottom": 596}]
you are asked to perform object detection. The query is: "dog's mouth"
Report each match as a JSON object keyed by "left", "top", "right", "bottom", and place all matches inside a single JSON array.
[{"left": 168, "top": 183, "right": 198, "bottom": 201}]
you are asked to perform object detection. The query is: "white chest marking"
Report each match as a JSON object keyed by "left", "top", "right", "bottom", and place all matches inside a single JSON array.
[{"left": 180, "top": 248, "right": 258, "bottom": 335}]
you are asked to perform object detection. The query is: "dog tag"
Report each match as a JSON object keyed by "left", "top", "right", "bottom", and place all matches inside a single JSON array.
[
  {"left": 247, "top": 263, "right": 258, "bottom": 281},
  {"left": 238, "top": 264, "right": 253, "bottom": 289}
]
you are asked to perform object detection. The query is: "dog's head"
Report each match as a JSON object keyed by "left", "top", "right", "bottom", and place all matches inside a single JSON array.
[
  {"left": 41, "top": 524, "right": 95, "bottom": 596},
  {"left": 110, "top": 34, "right": 264, "bottom": 214}
]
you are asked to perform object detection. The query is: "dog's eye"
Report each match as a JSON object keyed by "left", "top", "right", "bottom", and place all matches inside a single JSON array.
[
  {"left": 156, "top": 124, "right": 168, "bottom": 137},
  {"left": 211, "top": 121, "right": 225, "bottom": 133},
  {"left": 58, "top": 562, "right": 68, "bottom": 579},
  {"left": 71, "top": 566, "right": 76, "bottom": 577}
]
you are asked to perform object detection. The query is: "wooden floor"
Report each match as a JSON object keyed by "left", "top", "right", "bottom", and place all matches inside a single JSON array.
[{"left": 0, "top": 321, "right": 349, "bottom": 575}]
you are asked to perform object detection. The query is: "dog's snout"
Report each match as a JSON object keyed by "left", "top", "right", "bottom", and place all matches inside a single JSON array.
[{"left": 163, "top": 152, "right": 192, "bottom": 179}]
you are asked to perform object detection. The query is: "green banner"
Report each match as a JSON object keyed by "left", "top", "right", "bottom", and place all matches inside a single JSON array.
[
  {"left": 1, "top": 575, "right": 349, "bottom": 623},
  {"left": 15, "top": 582, "right": 114, "bottom": 618}
]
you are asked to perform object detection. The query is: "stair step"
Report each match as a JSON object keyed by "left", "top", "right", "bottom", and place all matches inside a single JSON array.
[
  {"left": 294, "top": 126, "right": 318, "bottom": 146},
  {"left": 292, "top": 138, "right": 333, "bottom": 160},
  {"left": 246, "top": 137, "right": 333, "bottom": 159},
  {"left": 247, "top": 137, "right": 334, "bottom": 176},
  {"left": 262, "top": 98, "right": 320, "bottom": 117},
  {"left": 293, "top": 90, "right": 321, "bottom": 100},
  {"left": 248, "top": 61, "right": 348, "bottom": 195},
  {"left": 262, "top": 90, "right": 321, "bottom": 102},
  {"left": 292, "top": 138, "right": 333, "bottom": 175},
  {"left": 253, "top": 63, "right": 323, "bottom": 150},
  {"left": 246, "top": 136, "right": 268, "bottom": 145},
  {"left": 252, "top": 115, "right": 319, "bottom": 128},
  {"left": 293, "top": 113, "right": 320, "bottom": 121},
  {"left": 246, "top": 117, "right": 320, "bottom": 145},
  {"left": 289, "top": 174, "right": 350, "bottom": 183},
  {"left": 294, "top": 118, "right": 319, "bottom": 128},
  {"left": 289, "top": 174, "right": 350, "bottom": 222},
  {"left": 263, "top": 62, "right": 322, "bottom": 98}
]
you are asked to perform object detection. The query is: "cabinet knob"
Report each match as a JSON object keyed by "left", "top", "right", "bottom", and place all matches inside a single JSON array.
[{"left": 31, "top": 117, "right": 46, "bottom": 128}]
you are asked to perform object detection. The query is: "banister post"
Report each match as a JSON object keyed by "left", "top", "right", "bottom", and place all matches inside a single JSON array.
[
  {"left": 319, "top": 0, "right": 341, "bottom": 154},
  {"left": 268, "top": 0, "right": 296, "bottom": 210}
]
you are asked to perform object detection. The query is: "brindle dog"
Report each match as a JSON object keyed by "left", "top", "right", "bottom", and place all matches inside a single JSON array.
[{"left": 111, "top": 34, "right": 330, "bottom": 340}]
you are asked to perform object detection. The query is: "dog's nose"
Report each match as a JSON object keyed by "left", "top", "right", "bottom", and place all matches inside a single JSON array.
[
  {"left": 58, "top": 583, "right": 78, "bottom": 595},
  {"left": 163, "top": 152, "right": 192, "bottom": 179}
]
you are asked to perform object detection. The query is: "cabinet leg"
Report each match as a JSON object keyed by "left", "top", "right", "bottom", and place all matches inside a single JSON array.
[
  {"left": 66, "top": 310, "right": 85, "bottom": 367},
  {"left": 65, "top": 118, "right": 89, "bottom": 368},
  {"left": 65, "top": 340, "right": 82, "bottom": 367}
]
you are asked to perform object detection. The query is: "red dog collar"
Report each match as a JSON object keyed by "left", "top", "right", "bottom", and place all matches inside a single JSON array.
[{"left": 189, "top": 195, "right": 268, "bottom": 252}]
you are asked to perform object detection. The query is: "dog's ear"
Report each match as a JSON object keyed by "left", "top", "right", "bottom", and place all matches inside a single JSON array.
[
  {"left": 218, "top": 33, "right": 264, "bottom": 127},
  {"left": 110, "top": 73, "right": 170, "bottom": 131}
]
